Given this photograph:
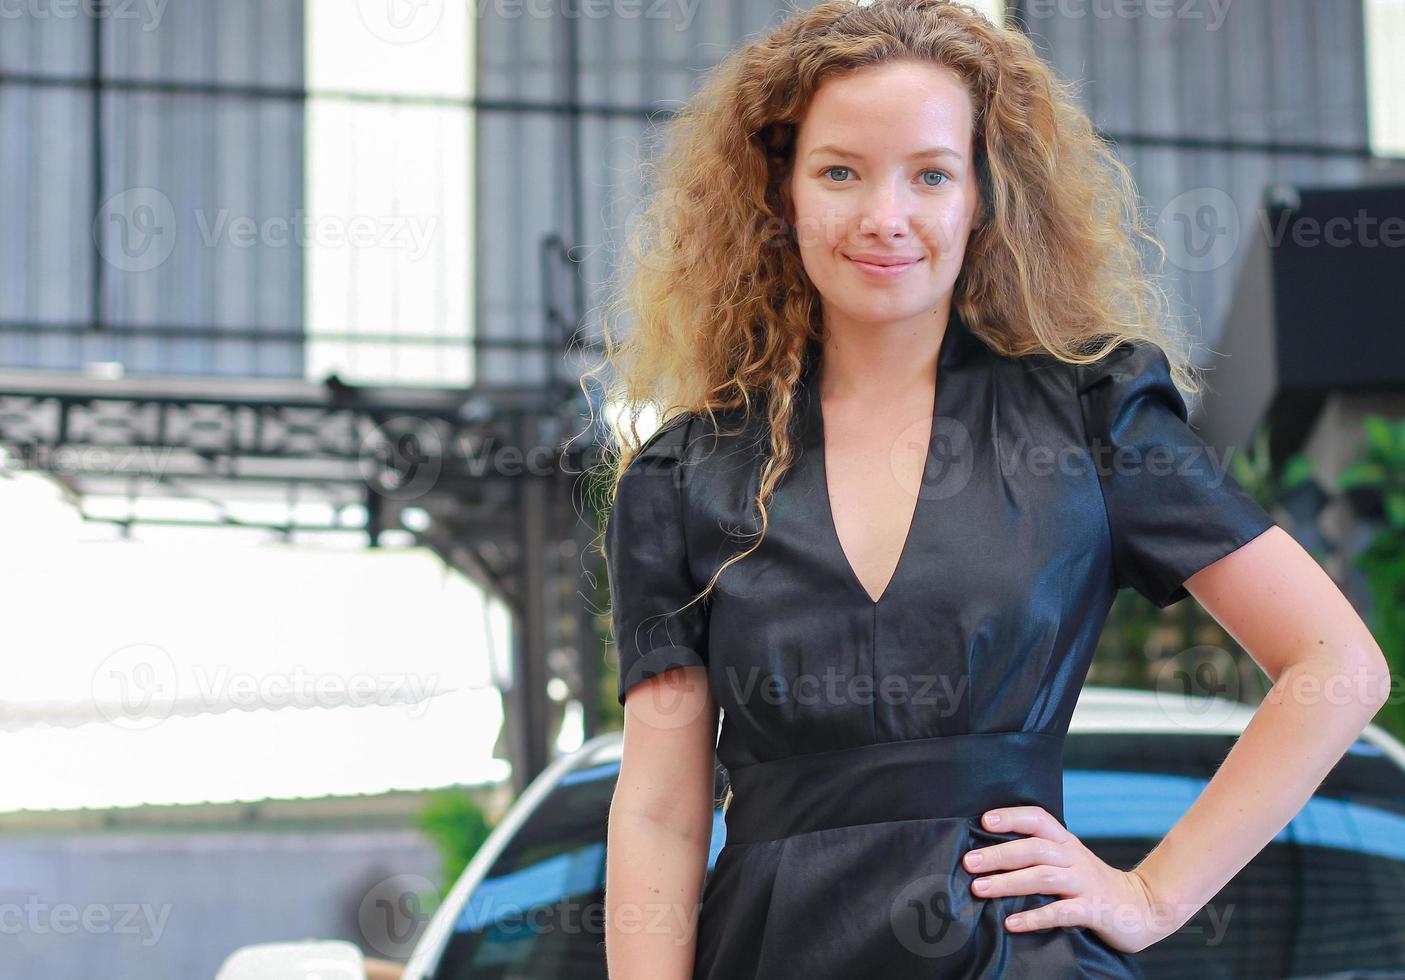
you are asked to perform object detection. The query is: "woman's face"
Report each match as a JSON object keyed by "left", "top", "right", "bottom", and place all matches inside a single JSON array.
[{"left": 787, "top": 59, "right": 981, "bottom": 330}]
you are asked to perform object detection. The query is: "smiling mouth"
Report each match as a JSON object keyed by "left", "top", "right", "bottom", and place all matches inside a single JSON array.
[{"left": 846, "top": 255, "right": 924, "bottom": 273}]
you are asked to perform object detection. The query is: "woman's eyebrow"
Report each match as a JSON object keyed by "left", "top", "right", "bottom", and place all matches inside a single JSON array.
[{"left": 806, "top": 143, "right": 964, "bottom": 161}]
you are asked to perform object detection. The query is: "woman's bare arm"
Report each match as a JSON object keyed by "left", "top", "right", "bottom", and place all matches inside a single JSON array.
[
  {"left": 1131, "top": 525, "right": 1392, "bottom": 932},
  {"left": 606, "top": 666, "right": 720, "bottom": 979}
]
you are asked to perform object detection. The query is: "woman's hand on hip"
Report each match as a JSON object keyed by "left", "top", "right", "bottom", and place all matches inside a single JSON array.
[{"left": 962, "top": 805, "right": 1181, "bottom": 955}]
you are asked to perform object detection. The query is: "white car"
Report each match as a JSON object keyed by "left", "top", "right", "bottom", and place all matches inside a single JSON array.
[{"left": 217, "top": 687, "right": 1405, "bottom": 979}]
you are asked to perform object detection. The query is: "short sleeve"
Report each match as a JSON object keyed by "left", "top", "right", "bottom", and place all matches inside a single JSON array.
[
  {"left": 604, "top": 414, "right": 710, "bottom": 706},
  {"left": 1077, "top": 339, "right": 1277, "bottom": 608}
]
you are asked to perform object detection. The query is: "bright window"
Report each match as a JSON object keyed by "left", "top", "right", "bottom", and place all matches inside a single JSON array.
[{"left": 303, "top": 0, "right": 475, "bottom": 387}]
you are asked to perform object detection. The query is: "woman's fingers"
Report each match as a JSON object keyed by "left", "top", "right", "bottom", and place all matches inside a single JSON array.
[
  {"left": 970, "top": 863, "right": 1082, "bottom": 899},
  {"left": 964, "top": 834, "right": 1072, "bottom": 873}
]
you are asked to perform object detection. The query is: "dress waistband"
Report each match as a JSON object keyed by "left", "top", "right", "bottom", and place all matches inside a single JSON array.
[{"left": 721, "top": 731, "right": 1066, "bottom": 845}]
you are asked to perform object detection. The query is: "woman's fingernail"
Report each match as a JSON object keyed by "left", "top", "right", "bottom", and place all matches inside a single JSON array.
[
  {"left": 1007, "top": 916, "right": 1023, "bottom": 929},
  {"left": 986, "top": 812, "right": 1001, "bottom": 827},
  {"left": 966, "top": 853, "right": 982, "bottom": 868}
]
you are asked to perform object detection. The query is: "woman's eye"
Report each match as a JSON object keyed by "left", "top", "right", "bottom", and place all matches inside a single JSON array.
[{"left": 821, "top": 166, "right": 947, "bottom": 185}]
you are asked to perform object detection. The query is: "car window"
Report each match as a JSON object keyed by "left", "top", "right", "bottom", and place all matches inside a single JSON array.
[
  {"left": 425, "top": 760, "right": 725, "bottom": 980},
  {"left": 1064, "top": 732, "right": 1405, "bottom": 979},
  {"left": 426, "top": 762, "right": 616, "bottom": 979}
]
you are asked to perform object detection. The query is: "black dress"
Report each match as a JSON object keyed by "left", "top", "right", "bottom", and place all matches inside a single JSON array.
[{"left": 604, "top": 311, "right": 1277, "bottom": 979}]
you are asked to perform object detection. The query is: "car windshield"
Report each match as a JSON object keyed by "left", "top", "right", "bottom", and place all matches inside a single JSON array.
[
  {"left": 425, "top": 733, "right": 1405, "bottom": 979},
  {"left": 1062, "top": 731, "right": 1405, "bottom": 978}
]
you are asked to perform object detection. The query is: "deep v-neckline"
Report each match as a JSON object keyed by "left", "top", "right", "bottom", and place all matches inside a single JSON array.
[{"left": 804, "top": 318, "right": 963, "bottom": 607}]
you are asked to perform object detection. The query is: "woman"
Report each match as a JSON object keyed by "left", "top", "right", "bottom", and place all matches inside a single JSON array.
[{"left": 591, "top": 2, "right": 1391, "bottom": 977}]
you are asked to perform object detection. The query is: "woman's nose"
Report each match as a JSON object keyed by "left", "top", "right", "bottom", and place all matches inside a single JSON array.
[{"left": 856, "top": 184, "right": 910, "bottom": 236}]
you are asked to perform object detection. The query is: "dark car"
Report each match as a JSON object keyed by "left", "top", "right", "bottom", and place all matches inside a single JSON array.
[{"left": 220, "top": 688, "right": 1405, "bottom": 979}]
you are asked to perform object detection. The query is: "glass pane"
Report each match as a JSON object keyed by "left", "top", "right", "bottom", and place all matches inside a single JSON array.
[
  {"left": 1065, "top": 733, "right": 1405, "bottom": 978},
  {"left": 306, "top": 0, "right": 472, "bottom": 98},
  {"left": 1366, "top": 0, "right": 1405, "bottom": 158},
  {"left": 304, "top": 99, "right": 472, "bottom": 386}
]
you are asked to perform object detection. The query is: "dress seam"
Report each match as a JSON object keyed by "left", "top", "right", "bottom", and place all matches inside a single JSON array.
[
  {"left": 1072, "top": 360, "right": 1119, "bottom": 593},
  {"left": 717, "top": 811, "right": 993, "bottom": 848},
  {"left": 868, "top": 603, "right": 877, "bottom": 740},
  {"left": 724, "top": 729, "right": 1067, "bottom": 775}
]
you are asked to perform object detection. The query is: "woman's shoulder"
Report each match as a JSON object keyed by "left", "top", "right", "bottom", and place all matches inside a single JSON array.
[
  {"left": 1071, "top": 337, "right": 1176, "bottom": 391},
  {"left": 624, "top": 411, "right": 696, "bottom": 465},
  {"left": 997, "top": 336, "right": 1178, "bottom": 407},
  {"left": 1070, "top": 337, "right": 1189, "bottom": 431}
]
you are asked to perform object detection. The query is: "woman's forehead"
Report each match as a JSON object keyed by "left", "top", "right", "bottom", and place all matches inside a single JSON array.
[{"left": 797, "top": 63, "right": 976, "bottom": 153}]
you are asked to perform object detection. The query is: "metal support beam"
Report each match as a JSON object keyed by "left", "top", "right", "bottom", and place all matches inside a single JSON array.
[{"left": 505, "top": 474, "right": 553, "bottom": 793}]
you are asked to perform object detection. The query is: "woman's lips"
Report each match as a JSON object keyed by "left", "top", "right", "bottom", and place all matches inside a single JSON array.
[{"left": 846, "top": 254, "right": 923, "bottom": 278}]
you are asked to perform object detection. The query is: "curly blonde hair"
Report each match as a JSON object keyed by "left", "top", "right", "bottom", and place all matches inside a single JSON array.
[{"left": 586, "top": 0, "right": 1198, "bottom": 620}]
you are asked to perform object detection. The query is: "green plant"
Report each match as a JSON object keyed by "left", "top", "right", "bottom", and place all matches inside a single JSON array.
[
  {"left": 1228, "top": 425, "right": 1316, "bottom": 513},
  {"left": 415, "top": 787, "right": 495, "bottom": 899},
  {"left": 1340, "top": 414, "right": 1405, "bottom": 739},
  {"left": 1091, "top": 587, "right": 1162, "bottom": 687}
]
